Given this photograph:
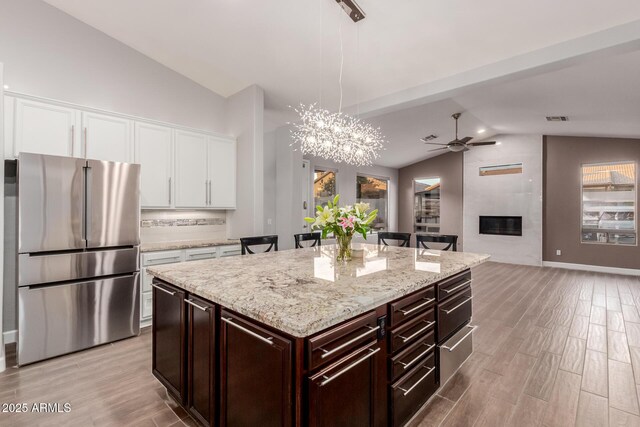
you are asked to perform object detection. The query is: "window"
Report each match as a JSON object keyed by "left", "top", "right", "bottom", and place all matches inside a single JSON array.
[
  {"left": 314, "top": 168, "right": 337, "bottom": 212},
  {"left": 414, "top": 178, "right": 441, "bottom": 233},
  {"left": 356, "top": 175, "right": 388, "bottom": 231},
  {"left": 581, "top": 162, "right": 636, "bottom": 245}
]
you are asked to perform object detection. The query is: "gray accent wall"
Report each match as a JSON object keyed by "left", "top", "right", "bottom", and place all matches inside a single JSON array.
[
  {"left": 398, "top": 152, "right": 463, "bottom": 248},
  {"left": 544, "top": 135, "right": 640, "bottom": 269},
  {"left": 0, "top": 0, "right": 227, "bottom": 133}
]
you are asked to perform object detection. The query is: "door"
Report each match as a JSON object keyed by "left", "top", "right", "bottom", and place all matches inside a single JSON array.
[
  {"left": 135, "top": 122, "right": 173, "bottom": 208},
  {"left": 82, "top": 111, "right": 133, "bottom": 162},
  {"left": 86, "top": 159, "right": 140, "bottom": 248},
  {"left": 307, "top": 342, "right": 382, "bottom": 427},
  {"left": 14, "top": 98, "right": 79, "bottom": 157},
  {"left": 186, "top": 296, "right": 216, "bottom": 427},
  {"left": 208, "top": 137, "right": 236, "bottom": 208},
  {"left": 175, "top": 130, "right": 208, "bottom": 208},
  {"left": 221, "top": 310, "right": 292, "bottom": 427},
  {"left": 152, "top": 280, "right": 187, "bottom": 403},
  {"left": 18, "top": 153, "right": 86, "bottom": 253},
  {"left": 18, "top": 273, "right": 140, "bottom": 365}
]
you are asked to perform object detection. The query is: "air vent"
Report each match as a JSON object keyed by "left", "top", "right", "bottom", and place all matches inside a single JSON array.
[
  {"left": 546, "top": 116, "right": 569, "bottom": 122},
  {"left": 421, "top": 134, "right": 438, "bottom": 142}
]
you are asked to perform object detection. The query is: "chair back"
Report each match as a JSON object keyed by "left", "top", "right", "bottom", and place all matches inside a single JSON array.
[
  {"left": 416, "top": 234, "right": 458, "bottom": 251},
  {"left": 294, "top": 232, "right": 321, "bottom": 249},
  {"left": 377, "top": 232, "right": 411, "bottom": 247},
  {"left": 240, "top": 235, "right": 279, "bottom": 255}
]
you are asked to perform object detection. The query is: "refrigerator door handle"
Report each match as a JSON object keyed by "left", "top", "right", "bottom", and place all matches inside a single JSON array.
[{"left": 84, "top": 165, "right": 93, "bottom": 242}]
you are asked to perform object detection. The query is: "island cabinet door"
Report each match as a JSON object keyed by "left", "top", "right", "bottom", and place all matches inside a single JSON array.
[
  {"left": 152, "top": 280, "right": 187, "bottom": 404},
  {"left": 186, "top": 295, "right": 216, "bottom": 427},
  {"left": 307, "top": 341, "right": 384, "bottom": 427},
  {"left": 220, "top": 310, "right": 293, "bottom": 427}
]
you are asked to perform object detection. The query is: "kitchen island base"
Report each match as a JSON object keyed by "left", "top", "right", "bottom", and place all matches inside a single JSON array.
[{"left": 151, "top": 267, "right": 476, "bottom": 427}]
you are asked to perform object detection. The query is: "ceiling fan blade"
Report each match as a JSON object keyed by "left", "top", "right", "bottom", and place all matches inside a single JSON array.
[
  {"left": 422, "top": 141, "right": 448, "bottom": 146},
  {"left": 468, "top": 141, "right": 497, "bottom": 146},
  {"left": 428, "top": 147, "right": 449, "bottom": 152},
  {"left": 458, "top": 136, "right": 473, "bottom": 144},
  {"left": 463, "top": 146, "right": 470, "bottom": 152}
]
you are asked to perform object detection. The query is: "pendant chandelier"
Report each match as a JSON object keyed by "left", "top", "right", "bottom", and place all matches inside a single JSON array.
[{"left": 290, "top": 1, "right": 385, "bottom": 167}]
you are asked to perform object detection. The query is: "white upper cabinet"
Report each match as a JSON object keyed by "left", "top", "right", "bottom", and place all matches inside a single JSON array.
[
  {"left": 14, "top": 98, "right": 79, "bottom": 158},
  {"left": 208, "top": 137, "right": 236, "bottom": 209},
  {"left": 82, "top": 112, "right": 133, "bottom": 163},
  {"left": 135, "top": 122, "right": 174, "bottom": 208},
  {"left": 174, "top": 130, "right": 209, "bottom": 208}
]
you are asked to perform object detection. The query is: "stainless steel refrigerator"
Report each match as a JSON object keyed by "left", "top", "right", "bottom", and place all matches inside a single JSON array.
[{"left": 17, "top": 153, "right": 141, "bottom": 365}]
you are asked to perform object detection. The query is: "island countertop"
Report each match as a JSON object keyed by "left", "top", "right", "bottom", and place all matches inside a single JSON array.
[{"left": 147, "top": 244, "right": 490, "bottom": 337}]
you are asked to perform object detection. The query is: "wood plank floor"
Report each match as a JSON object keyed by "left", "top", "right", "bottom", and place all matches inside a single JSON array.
[
  {"left": 410, "top": 261, "right": 640, "bottom": 427},
  {"left": 1, "top": 261, "right": 639, "bottom": 426}
]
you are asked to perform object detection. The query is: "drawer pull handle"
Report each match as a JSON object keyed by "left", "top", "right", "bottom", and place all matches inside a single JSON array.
[
  {"left": 321, "top": 347, "right": 380, "bottom": 386},
  {"left": 397, "top": 343, "right": 435, "bottom": 370},
  {"left": 442, "top": 297, "right": 473, "bottom": 314},
  {"left": 398, "top": 298, "right": 435, "bottom": 315},
  {"left": 222, "top": 317, "right": 273, "bottom": 345},
  {"left": 320, "top": 325, "right": 380, "bottom": 359},
  {"left": 151, "top": 283, "right": 175, "bottom": 296},
  {"left": 149, "top": 256, "right": 180, "bottom": 263},
  {"left": 398, "top": 321, "right": 435, "bottom": 343},
  {"left": 442, "top": 279, "right": 472, "bottom": 294},
  {"left": 185, "top": 299, "right": 208, "bottom": 312},
  {"left": 398, "top": 365, "right": 436, "bottom": 396},
  {"left": 441, "top": 325, "right": 478, "bottom": 352}
]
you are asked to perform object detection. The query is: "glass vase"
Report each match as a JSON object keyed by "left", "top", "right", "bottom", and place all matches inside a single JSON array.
[{"left": 336, "top": 233, "right": 353, "bottom": 262}]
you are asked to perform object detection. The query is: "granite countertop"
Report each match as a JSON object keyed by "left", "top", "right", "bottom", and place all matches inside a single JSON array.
[
  {"left": 147, "top": 244, "right": 490, "bottom": 337},
  {"left": 140, "top": 239, "right": 241, "bottom": 252}
]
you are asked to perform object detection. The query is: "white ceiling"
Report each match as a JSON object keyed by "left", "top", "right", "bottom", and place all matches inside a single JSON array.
[
  {"left": 369, "top": 49, "right": 640, "bottom": 168},
  {"left": 43, "top": 0, "right": 640, "bottom": 112}
]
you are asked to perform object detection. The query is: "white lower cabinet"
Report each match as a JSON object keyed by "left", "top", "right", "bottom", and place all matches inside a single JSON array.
[{"left": 140, "top": 244, "right": 241, "bottom": 325}]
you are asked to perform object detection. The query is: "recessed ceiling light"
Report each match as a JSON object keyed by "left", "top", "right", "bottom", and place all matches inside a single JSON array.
[
  {"left": 496, "top": 142, "right": 502, "bottom": 145},
  {"left": 477, "top": 129, "right": 486, "bottom": 134},
  {"left": 2, "top": 85, "right": 8, "bottom": 90}
]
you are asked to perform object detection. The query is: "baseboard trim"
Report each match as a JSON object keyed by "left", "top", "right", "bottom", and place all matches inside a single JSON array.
[
  {"left": 3, "top": 330, "right": 17, "bottom": 344},
  {"left": 542, "top": 261, "right": 640, "bottom": 276}
]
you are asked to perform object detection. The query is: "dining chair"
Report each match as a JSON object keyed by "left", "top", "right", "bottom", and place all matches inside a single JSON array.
[{"left": 240, "top": 235, "right": 279, "bottom": 255}]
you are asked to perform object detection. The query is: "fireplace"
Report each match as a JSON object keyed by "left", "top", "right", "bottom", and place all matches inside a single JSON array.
[{"left": 479, "top": 216, "right": 522, "bottom": 236}]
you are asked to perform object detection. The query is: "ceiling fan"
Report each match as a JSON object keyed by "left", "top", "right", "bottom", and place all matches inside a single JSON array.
[{"left": 421, "top": 113, "right": 497, "bottom": 152}]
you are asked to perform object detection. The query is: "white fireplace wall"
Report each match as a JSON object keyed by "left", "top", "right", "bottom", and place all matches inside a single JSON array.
[{"left": 463, "top": 134, "right": 543, "bottom": 265}]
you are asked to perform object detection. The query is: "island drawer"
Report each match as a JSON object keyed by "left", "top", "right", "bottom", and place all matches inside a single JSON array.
[
  {"left": 389, "top": 308, "right": 435, "bottom": 354},
  {"left": 389, "top": 328, "right": 435, "bottom": 381},
  {"left": 307, "top": 311, "right": 379, "bottom": 371},
  {"left": 390, "top": 352, "right": 438, "bottom": 427},
  {"left": 437, "top": 288, "right": 472, "bottom": 342},
  {"left": 389, "top": 285, "right": 436, "bottom": 327},
  {"left": 437, "top": 270, "right": 471, "bottom": 302}
]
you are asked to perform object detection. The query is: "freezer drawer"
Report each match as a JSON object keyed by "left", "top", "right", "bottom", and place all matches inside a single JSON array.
[
  {"left": 18, "top": 273, "right": 140, "bottom": 365},
  {"left": 18, "top": 247, "right": 139, "bottom": 286},
  {"left": 438, "top": 324, "right": 476, "bottom": 387}
]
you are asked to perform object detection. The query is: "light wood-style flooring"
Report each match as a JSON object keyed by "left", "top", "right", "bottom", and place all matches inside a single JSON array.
[{"left": 2, "top": 262, "right": 640, "bottom": 426}]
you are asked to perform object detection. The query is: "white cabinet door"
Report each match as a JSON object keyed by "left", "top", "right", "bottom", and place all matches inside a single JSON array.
[
  {"left": 14, "top": 98, "right": 79, "bottom": 158},
  {"left": 208, "top": 137, "right": 236, "bottom": 209},
  {"left": 4, "top": 96, "right": 15, "bottom": 159},
  {"left": 175, "top": 130, "right": 208, "bottom": 208},
  {"left": 82, "top": 112, "right": 133, "bottom": 162},
  {"left": 135, "top": 122, "right": 173, "bottom": 208}
]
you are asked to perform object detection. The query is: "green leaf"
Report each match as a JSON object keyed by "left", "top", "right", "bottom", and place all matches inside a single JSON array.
[
  {"left": 316, "top": 205, "right": 323, "bottom": 212},
  {"left": 333, "top": 194, "right": 340, "bottom": 205},
  {"left": 304, "top": 217, "right": 315, "bottom": 224}
]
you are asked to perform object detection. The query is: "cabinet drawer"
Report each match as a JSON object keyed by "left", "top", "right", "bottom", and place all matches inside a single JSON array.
[
  {"left": 437, "top": 288, "right": 472, "bottom": 342},
  {"left": 185, "top": 247, "right": 218, "bottom": 262},
  {"left": 307, "top": 311, "right": 378, "bottom": 371},
  {"left": 142, "top": 267, "right": 153, "bottom": 292},
  {"left": 439, "top": 324, "right": 475, "bottom": 386},
  {"left": 389, "top": 328, "right": 435, "bottom": 381},
  {"left": 389, "top": 286, "right": 435, "bottom": 327},
  {"left": 390, "top": 352, "right": 438, "bottom": 427},
  {"left": 142, "top": 291, "right": 153, "bottom": 319},
  {"left": 389, "top": 308, "right": 435, "bottom": 354},
  {"left": 437, "top": 270, "right": 471, "bottom": 301},
  {"left": 142, "top": 250, "right": 183, "bottom": 267},
  {"left": 219, "top": 245, "right": 242, "bottom": 257}
]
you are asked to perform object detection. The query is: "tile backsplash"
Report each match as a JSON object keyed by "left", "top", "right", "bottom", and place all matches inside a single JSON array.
[{"left": 141, "top": 210, "right": 228, "bottom": 243}]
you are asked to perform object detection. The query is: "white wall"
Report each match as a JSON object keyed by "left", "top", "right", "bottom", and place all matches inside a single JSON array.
[
  {"left": 0, "top": 0, "right": 227, "bottom": 133},
  {"left": 225, "top": 85, "right": 265, "bottom": 238},
  {"left": 463, "top": 134, "right": 543, "bottom": 265},
  {"left": 0, "top": 62, "right": 5, "bottom": 372},
  {"left": 263, "top": 130, "right": 277, "bottom": 235}
]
